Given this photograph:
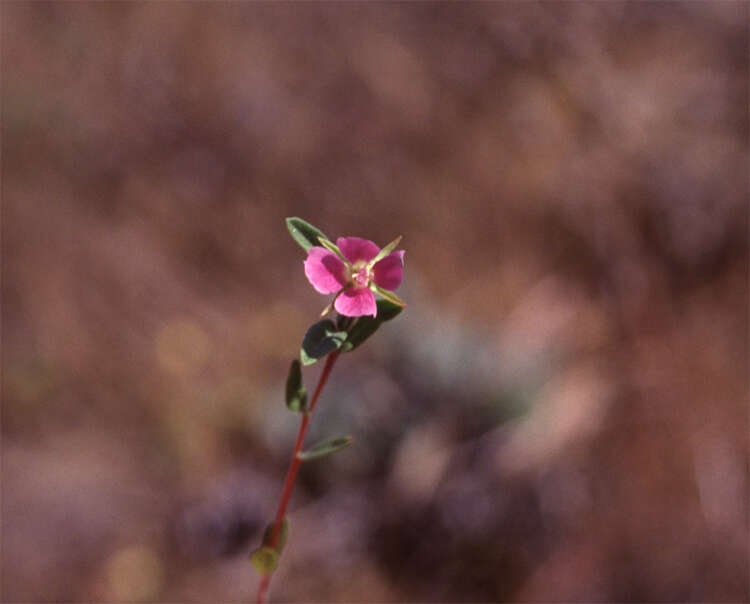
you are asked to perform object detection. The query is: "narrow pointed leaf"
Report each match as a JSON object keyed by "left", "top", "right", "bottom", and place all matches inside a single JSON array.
[
  {"left": 368, "top": 235, "right": 402, "bottom": 267},
  {"left": 285, "top": 360, "right": 307, "bottom": 412},
  {"left": 300, "top": 319, "right": 348, "bottom": 365},
  {"left": 250, "top": 546, "right": 279, "bottom": 575},
  {"left": 286, "top": 217, "right": 329, "bottom": 252},
  {"left": 342, "top": 299, "right": 404, "bottom": 352},
  {"left": 262, "top": 518, "right": 290, "bottom": 554},
  {"left": 317, "top": 237, "right": 348, "bottom": 263},
  {"left": 297, "top": 436, "right": 353, "bottom": 461}
]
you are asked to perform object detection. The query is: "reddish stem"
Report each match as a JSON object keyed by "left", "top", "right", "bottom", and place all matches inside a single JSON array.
[{"left": 256, "top": 350, "right": 341, "bottom": 604}]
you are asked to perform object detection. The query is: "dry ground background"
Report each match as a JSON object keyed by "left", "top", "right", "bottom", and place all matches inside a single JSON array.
[{"left": 2, "top": 2, "right": 748, "bottom": 602}]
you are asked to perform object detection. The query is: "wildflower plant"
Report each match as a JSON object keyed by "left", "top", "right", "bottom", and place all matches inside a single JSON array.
[{"left": 252, "top": 217, "right": 405, "bottom": 603}]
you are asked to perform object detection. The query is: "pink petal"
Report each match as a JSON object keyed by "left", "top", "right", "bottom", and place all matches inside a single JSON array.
[
  {"left": 373, "top": 250, "right": 405, "bottom": 291},
  {"left": 334, "top": 287, "right": 377, "bottom": 317},
  {"left": 337, "top": 237, "right": 380, "bottom": 264},
  {"left": 304, "top": 247, "right": 348, "bottom": 294}
]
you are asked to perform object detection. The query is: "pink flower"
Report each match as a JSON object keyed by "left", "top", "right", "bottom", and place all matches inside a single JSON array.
[{"left": 303, "top": 236, "right": 405, "bottom": 317}]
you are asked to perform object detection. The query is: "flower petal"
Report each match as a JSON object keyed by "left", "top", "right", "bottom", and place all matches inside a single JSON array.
[
  {"left": 334, "top": 287, "right": 377, "bottom": 317},
  {"left": 373, "top": 250, "right": 405, "bottom": 291},
  {"left": 304, "top": 247, "right": 348, "bottom": 294},
  {"left": 337, "top": 237, "right": 380, "bottom": 264}
]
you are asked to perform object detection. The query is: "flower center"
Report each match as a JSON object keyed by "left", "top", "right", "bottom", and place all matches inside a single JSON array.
[{"left": 350, "top": 261, "right": 371, "bottom": 288}]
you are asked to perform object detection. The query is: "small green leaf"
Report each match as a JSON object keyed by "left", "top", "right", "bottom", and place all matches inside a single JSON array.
[
  {"left": 285, "top": 360, "right": 307, "bottom": 412},
  {"left": 371, "top": 283, "right": 406, "bottom": 307},
  {"left": 286, "top": 217, "right": 329, "bottom": 252},
  {"left": 372, "top": 298, "right": 404, "bottom": 322},
  {"left": 342, "top": 299, "right": 404, "bottom": 352},
  {"left": 262, "top": 518, "right": 290, "bottom": 554},
  {"left": 250, "top": 546, "right": 279, "bottom": 575},
  {"left": 317, "top": 237, "right": 349, "bottom": 264},
  {"left": 368, "top": 235, "right": 402, "bottom": 267},
  {"left": 301, "top": 320, "right": 347, "bottom": 366},
  {"left": 297, "top": 436, "right": 353, "bottom": 461}
]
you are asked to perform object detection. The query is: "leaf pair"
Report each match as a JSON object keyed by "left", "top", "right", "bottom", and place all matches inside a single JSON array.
[
  {"left": 299, "top": 299, "right": 403, "bottom": 365},
  {"left": 300, "top": 320, "right": 348, "bottom": 366}
]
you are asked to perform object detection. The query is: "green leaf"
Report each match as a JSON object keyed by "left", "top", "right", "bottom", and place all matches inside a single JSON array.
[
  {"left": 342, "top": 299, "right": 404, "bottom": 352},
  {"left": 297, "top": 436, "right": 353, "bottom": 461},
  {"left": 250, "top": 546, "right": 279, "bottom": 575},
  {"left": 373, "top": 298, "right": 404, "bottom": 322},
  {"left": 285, "top": 217, "right": 329, "bottom": 252},
  {"left": 300, "top": 320, "right": 348, "bottom": 365},
  {"left": 368, "top": 235, "right": 402, "bottom": 267},
  {"left": 317, "top": 237, "right": 348, "bottom": 264},
  {"left": 262, "top": 518, "right": 290, "bottom": 554},
  {"left": 285, "top": 360, "right": 307, "bottom": 412}
]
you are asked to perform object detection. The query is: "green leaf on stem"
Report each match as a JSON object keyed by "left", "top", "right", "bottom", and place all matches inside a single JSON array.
[
  {"left": 285, "top": 217, "right": 329, "bottom": 252},
  {"left": 261, "top": 518, "right": 290, "bottom": 554},
  {"left": 342, "top": 299, "right": 403, "bottom": 352},
  {"left": 285, "top": 360, "right": 307, "bottom": 412},
  {"left": 250, "top": 546, "right": 279, "bottom": 575},
  {"left": 300, "top": 319, "right": 347, "bottom": 366},
  {"left": 297, "top": 436, "right": 353, "bottom": 461}
]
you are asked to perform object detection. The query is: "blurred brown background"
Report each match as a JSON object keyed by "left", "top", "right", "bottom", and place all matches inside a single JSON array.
[{"left": 2, "top": 2, "right": 748, "bottom": 602}]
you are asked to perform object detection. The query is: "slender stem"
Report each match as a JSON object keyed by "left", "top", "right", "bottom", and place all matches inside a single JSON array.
[
  {"left": 256, "top": 350, "right": 341, "bottom": 604},
  {"left": 256, "top": 573, "right": 271, "bottom": 604}
]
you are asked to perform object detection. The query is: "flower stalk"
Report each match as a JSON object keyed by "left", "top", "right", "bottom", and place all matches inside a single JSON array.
[
  {"left": 256, "top": 351, "right": 340, "bottom": 604},
  {"left": 251, "top": 218, "right": 405, "bottom": 602}
]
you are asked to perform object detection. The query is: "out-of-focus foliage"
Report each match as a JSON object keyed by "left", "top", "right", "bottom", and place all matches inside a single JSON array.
[{"left": 2, "top": 2, "right": 747, "bottom": 602}]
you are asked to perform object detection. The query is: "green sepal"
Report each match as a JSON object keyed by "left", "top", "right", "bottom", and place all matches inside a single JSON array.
[
  {"left": 317, "top": 237, "right": 348, "bottom": 264},
  {"left": 342, "top": 299, "right": 403, "bottom": 352},
  {"left": 285, "top": 360, "right": 307, "bottom": 413},
  {"left": 300, "top": 319, "right": 348, "bottom": 365},
  {"left": 262, "top": 518, "right": 290, "bottom": 554},
  {"left": 250, "top": 546, "right": 279, "bottom": 575},
  {"left": 370, "top": 283, "right": 406, "bottom": 307},
  {"left": 319, "top": 284, "right": 352, "bottom": 318},
  {"left": 297, "top": 436, "right": 353, "bottom": 461},
  {"left": 285, "top": 217, "right": 329, "bottom": 252},
  {"left": 368, "top": 235, "right": 402, "bottom": 268}
]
